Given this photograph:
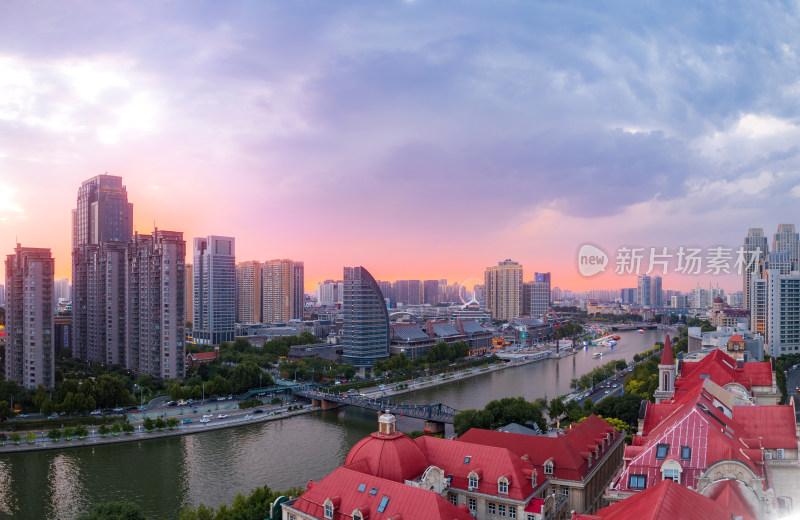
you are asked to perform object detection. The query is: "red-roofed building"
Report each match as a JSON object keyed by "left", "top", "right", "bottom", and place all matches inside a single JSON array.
[
  {"left": 284, "top": 411, "right": 570, "bottom": 520},
  {"left": 575, "top": 478, "right": 757, "bottom": 520},
  {"left": 606, "top": 374, "right": 797, "bottom": 518},
  {"left": 458, "top": 414, "right": 625, "bottom": 514},
  {"left": 186, "top": 346, "right": 219, "bottom": 368}
]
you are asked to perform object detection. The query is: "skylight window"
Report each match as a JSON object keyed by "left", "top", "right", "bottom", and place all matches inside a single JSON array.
[
  {"left": 656, "top": 444, "right": 669, "bottom": 460},
  {"left": 357, "top": 484, "right": 366, "bottom": 492},
  {"left": 378, "top": 496, "right": 390, "bottom": 512},
  {"left": 464, "top": 456, "right": 471, "bottom": 464},
  {"left": 369, "top": 487, "right": 378, "bottom": 496},
  {"left": 681, "top": 446, "right": 691, "bottom": 460}
]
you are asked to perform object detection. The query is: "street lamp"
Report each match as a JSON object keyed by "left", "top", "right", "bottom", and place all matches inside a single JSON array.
[{"left": 202, "top": 382, "right": 205, "bottom": 402}]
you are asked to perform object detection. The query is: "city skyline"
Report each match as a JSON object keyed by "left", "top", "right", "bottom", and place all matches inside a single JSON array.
[{"left": 3, "top": 2, "right": 800, "bottom": 292}]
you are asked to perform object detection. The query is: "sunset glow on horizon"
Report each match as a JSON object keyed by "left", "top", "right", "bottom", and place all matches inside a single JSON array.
[{"left": 3, "top": 2, "right": 800, "bottom": 294}]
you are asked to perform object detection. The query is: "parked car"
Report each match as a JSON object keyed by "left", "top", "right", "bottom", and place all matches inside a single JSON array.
[
  {"left": 244, "top": 414, "right": 254, "bottom": 420},
  {"left": 253, "top": 409, "right": 264, "bottom": 414},
  {"left": 200, "top": 418, "right": 210, "bottom": 423},
  {"left": 202, "top": 414, "right": 213, "bottom": 418},
  {"left": 182, "top": 419, "right": 192, "bottom": 424},
  {"left": 217, "top": 414, "right": 228, "bottom": 419},
  {"left": 90, "top": 410, "right": 102, "bottom": 415}
]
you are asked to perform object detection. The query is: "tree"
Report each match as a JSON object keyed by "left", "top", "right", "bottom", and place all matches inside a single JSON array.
[
  {"left": 63, "top": 428, "right": 75, "bottom": 440},
  {"left": 230, "top": 361, "right": 262, "bottom": 393},
  {"left": 155, "top": 417, "right": 166, "bottom": 430},
  {"left": 98, "top": 424, "right": 110, "bottom": 437},
  {"left": 593, "top": 393, "right": 645, "bottom": 429},
  {"left": 48, "top": 429, "right": 62, "bottom": 442},
  {"left": 24, "top": 432, "right": 36, "bottom": 444},
  {"left": 547, "top": 398, "right": 567, "bottom": 423},
  {"left": 74, "top": 426, "right": 88, "bottom": 438},
  {"left": 122, "top": 422, "right": 135, "bottom": 435},
  {"left": 111, "top": 423, "right": 122, "bottom": 436},
  {"left": 9, "top": 433, "right": 21, "bottom": 445},
  {"left": 453, "top": 409, "right": 495, "bottom": 437},
  {"left": 76, "top": 501, "right": 147, "bottom": 520},
  {"left": 143, "top": 417, "right": 155, "bottom": 432},
  {"left": 167, "top": 417, "right": 178, "bottom": 429},
  {"left": 0, "top": 400, "right": 11, "bottom": 420}
]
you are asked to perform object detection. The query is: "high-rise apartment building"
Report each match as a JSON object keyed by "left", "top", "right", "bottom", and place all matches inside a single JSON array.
[
  {"left": 54, "top": 278, "right": 71, "bottom": 302},
  {"left": 193, "top": 236, "right": 236, "bottom": 345},
  {"left": 378, "top": 281, "right": 393, "bottom": 307},
  {"left": 0, "top": 283, "right": 4, "bottom": 306},
  {"left": 293, "top": 261, "right": 305, "bottom": 319},
  {"left": 620, "top": 288, "right": 636, "bottom": 304},
  {"left": 5, "top": 245, "right": 55, "bottom": 390},
  {"left": 637, "top": 275, "right": 652, "bottom": 307},
  {"left": 484, "top": 259, "right": 523, "bottom": 321},
  {"left": 341, "top": 266, "right": 390, "bottom": 372},
  {"left": 185, "top": 264, "right": 193, "bottom": 328},
  {"left": 72, "top": 174, "right": 133, "bottom": 363},
  {"left": 262, "top": 259, "right": 304, "bottom": 322},
  {"left": 650, "top": 275, "right": 662, "bottom": 307},
  {"left": 773, "top": 224, "right": 799, "bottom": 269},
  {"left": 423, "top": 280, "right": 439, "bottom": 306},
  {"left": 743, "top": 228, "right": 768, "bottom": 313},
  {"left": 765, "top": 270, "right": 800, "bottom": 358},
  {"left": 127, "top": 231, "right": 186, "bottom": 379},
  {"left": 317, "top": 280, "right": 342, "bottom": 307},
  {"left": 236, "top": 261, "right": 262, "bottom": 323}
]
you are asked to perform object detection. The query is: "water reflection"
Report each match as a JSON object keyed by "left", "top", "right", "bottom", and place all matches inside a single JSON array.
[{"left": 48, "top": 453, "right": 82, "bottom": 520}]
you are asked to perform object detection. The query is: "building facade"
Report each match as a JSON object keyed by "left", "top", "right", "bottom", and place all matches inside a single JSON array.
[
  {"left": 341, "top": 266, "right": 390, "bottom": 371},
  {"left": 126, "top": 231, "right": 186, "bottom": 379},
  {"left": 485, "top": 259, "right": 523, "bottom": 321},
  {"left": 743, "top": 228, "right": 768, "bottom": 313},
  {"left": 263, "top": 259, "right": 304, "bottom": 322},
  {"left": 71, "top": 174, "right": 133, "bottom": 362},
  {"left": 5, "top": 245, "right": 55, "bottom": 390},
  {"left": 193, "top": 236, "right": 236, "bottom": 345},
  {"left": 236, "top": 261, "right": 262, "bottom": 323}
]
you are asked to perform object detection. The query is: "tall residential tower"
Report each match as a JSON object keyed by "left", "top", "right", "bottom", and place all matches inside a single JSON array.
[{"left": 193, "top": 236, "right": 236, "bottom": 345}]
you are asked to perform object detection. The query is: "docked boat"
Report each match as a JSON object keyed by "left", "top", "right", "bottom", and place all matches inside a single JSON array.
[{"left": 592, "top": 352, "right": 602, "bottom": 359}]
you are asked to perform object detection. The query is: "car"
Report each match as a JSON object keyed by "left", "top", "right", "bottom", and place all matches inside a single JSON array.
[
  {"left": 19, "top": 414, "right": 29, "bottom": 418},
  {"left": 138, "top": 406, "right": 147, "bottom": 411},
  {"left": 202, "top": 414, "right": 213, "bottom": 418},
  {"left": 182, "top": 419, "right": 192, "bottom": 424},
  {"left": 227, "top": 395, "right": 233, "bottom": 400},
  {"left": 113, "top": 407, "right": 123, "bottom": 412},
  {"left": 90, "top": 410, "right": 102, "bottom": 415},
  {"left": 48, "top": 413, "right": 59, "bottom": 419},
  {"left": 200, "top": 418, "right": 210, "bottom": 423},
  {"left": 217, "top": 397, "right": 225, "bottom": 401},
  {"left": 244, "top": 414, "right": 254, "bottom": 420},
  {"left": 604, "top": 390, "right": 610, "bottom": 394},
  {"left": 253, "top": 409, "right": 264, "bottom": 414},
  {"left": 217, "top": 414, "right": 228, "bottom": 419}
]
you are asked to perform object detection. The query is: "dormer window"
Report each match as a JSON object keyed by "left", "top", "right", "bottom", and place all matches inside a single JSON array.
[
  {"left": 544, "top": 462, "right": 554, "bottom": 475},
  {"left": 656, "top": 443, "right": 669, "bottom": 460},
  {"left": 353, "top": 513, "right": 362, "bottom": 520},
  {"left": 323, "top": 498, "right": 339, "bottom": 519},
  {"left": 468, "top": 475, "right": 479, "bottom": 490},
  {"left": 498, "top": 476, "right": 509, "bottom": 494},
  {"left": 324, "top": 503, "right": 334, "bottom": 519}
]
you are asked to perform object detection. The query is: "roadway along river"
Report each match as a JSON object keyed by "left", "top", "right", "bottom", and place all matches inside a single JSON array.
[{"left": 0, "top": 329, "right": 665, "bottom": 520}]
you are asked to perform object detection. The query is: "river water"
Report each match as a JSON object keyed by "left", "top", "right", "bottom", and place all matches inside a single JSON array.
[{"left": 0, "top": 329, "right": 664, "bottom": 520}]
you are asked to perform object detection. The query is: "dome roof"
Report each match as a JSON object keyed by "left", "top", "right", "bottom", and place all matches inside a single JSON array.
[
  {"left": 714, "top": 296, "right": 724, "bottom": 303},
  {"left": 345, "top": 431, "right": 429, "bottom": 482}
]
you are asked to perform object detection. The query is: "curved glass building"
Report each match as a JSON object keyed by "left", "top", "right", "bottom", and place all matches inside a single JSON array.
[{"left": 342, "top": 266, "right": 390, "bottom": 370}]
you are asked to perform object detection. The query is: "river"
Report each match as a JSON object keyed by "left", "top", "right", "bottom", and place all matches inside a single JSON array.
[{"left": 0, "top": 329, "right": 665, "bottom": 520}]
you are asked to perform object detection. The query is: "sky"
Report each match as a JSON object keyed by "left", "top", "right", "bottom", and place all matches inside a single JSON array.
[{"left": 2, "top": 0, "right": 800, "bottom": 294}]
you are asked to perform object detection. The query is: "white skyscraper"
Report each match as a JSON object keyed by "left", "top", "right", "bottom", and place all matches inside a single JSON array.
[
  {"left": 193, "top": 236, "right": 236, "bottom": 345},
  {"left": 765, "top": 269, "right": 800, "bottom": 358}
]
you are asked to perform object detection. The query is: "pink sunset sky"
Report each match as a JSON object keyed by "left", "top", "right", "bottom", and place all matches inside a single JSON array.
[{"left": 2, "top": 2, "right": 800, "bottom": 294}]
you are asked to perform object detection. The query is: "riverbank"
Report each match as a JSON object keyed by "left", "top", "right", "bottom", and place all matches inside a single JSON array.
[{"left": 0, "top": 356, "right": 551, "bottom": 454}]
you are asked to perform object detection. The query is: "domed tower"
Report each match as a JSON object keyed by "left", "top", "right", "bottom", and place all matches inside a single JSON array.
[
  {"left": 345, "top": 410, "right": 429, "bottom": 482},
  {"left": 653, "top": 335, "right": 676, "bottom": 403}
]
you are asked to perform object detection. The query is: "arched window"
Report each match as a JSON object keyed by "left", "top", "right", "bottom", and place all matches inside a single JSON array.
[
  {"left": 544, "top": 461, "right": 554, "bottom": 475},
  {"left": 663, "top": 372, "right": 670, "bottom": 391},
  {"left": 498, "top": 476, "right": 509, "bottom": 494},
  {"left": 468, "top": 471, "right": 480, "bottom": 490},
  {"left": 660, "top": 459, "right": 683, "bottom": 484}
]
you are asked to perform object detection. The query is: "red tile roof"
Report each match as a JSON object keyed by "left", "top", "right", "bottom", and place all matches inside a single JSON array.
[
  {"left": 346, "top": 431, "right": 429, "bottom": 483},
  {"left": 659, "top": 335, "right": 673, "bottom": 366},
  {"left": 728, "top": 333, "right": 744, "bottom": 343},
  {"left": 190, "top": 351, "right": 218, "bottom": 361},
  {"left": 702, "top": 479, "right": 759, "bottom": 520},
  {"left": 458, "top": 415, "right": 618, "bottom": 482},
  {"left": 291, "top": 466, "right": 474, "bottom": 520},
  {"left": 574, "top": 478, "right": 751, "bottom": 520},
  {"left": 414, "top": 436, "right": 535, "bottom": 500},
  {"left": 734, "top": 404, "right": 798, "bottom": 448},
  {"left": 678, "top": 349, "right": 772, "bottom": 390}
]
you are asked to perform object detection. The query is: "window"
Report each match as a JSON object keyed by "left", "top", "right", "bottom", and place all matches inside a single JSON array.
[
  {"left": 353, "top": 514, "right": 362, "bottom": 520},
  {"left": 509, "top": 506, "right": 517, "bottom": 519},
  {"left": 289, "top": 516, "right": 296, "bottom": 520},
  {"left": 468, "top": 498, "right": 476, "bottom": 512},
  {"left": 562, "top": 487, "right": 569, "bottom": 497},
  {"left": 544, "top": 462, "right": 553, "bottom": 475},
  {"left": 681, "top": 446, "right": 691, "bottom": 460},
  {"left": 499, "top": 480, "right": 509, "bottom": 494},
  {"left": 663, "top": 468, "right": 680, "bottom": 483},
  {"left": 448, "top": 493, "right": 457, "bottom": 505},
  {"left": 629, "top": 474, "right": 646, "bottom": 490},
  {"left": 488, "top": 502, "right": 496, "bottom": 515},
  {"left": 324, "top": 503, "right": 333, "bottom": 519},
  {"left": 369, "top": 487, "right": 378, "bottom": 495},
  {"left": 656, "top": 444, "right": 670, "bottom": 459},
  {"left": 499, "top": 504, "right": 507, "bottom": 516},
  {"left": 527, "top": 515, "right": 536, "bottom": 520},
  {"left": 464, "top": 456, "right": 471, "bottom": 464},
  {"left": 357, "top": 484, "right": 366, "bottom": 492},
  {"left": 377, "top": 496, "right": 390, "bottom": 513},
  {"left": 469, "top": 475, "right": 479, "bottom": 489}
]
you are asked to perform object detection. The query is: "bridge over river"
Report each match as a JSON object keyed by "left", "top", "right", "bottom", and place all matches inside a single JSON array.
[{"left": 294, "top": 389, "right": 460, "bottom": 433}]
